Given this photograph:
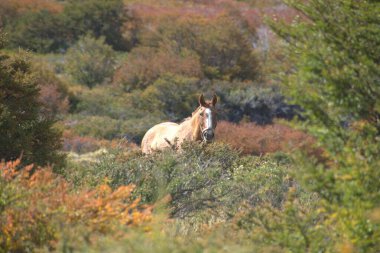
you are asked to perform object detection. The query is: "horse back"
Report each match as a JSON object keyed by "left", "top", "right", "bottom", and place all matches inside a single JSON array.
[{"left": 141, "top": 122, "right": 179, "bottom": 154}]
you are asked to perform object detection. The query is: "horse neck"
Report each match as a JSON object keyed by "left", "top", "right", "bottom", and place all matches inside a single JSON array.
[
  {"left": 178, "top": 110, "right": 202, "bottom": 141},
  {"left": 190, "top": 113, "right": 202, "bottom": 141}
]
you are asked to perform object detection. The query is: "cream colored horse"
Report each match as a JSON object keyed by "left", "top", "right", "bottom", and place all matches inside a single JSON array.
[{"left": 141, "top": 94, "right": 218, "bottom": 154}]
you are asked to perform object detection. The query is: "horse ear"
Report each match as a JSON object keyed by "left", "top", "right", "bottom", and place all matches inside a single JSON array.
[
  {"left": 212, "top": 94, "right": 218, "bottom": 106},
  {"left": 199, "top": 94, "right": 207, "bottom": 107}
]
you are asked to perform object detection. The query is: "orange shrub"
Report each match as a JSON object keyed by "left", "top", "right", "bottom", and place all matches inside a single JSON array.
[
  {"left": 0, "top": 159, "right": 151, "bottom": 252},
  {"left": 216, "top": 121, "right": 315, "bottom": 155}
]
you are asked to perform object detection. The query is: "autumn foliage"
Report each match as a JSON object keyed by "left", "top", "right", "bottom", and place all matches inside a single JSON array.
[
  {"left": 2, "top": 0, "right": 378, "bottom": 251},
  {"left": 216, "top": 121, "right": 314, "bottom": 155},
  {"left": 0, "top": 0, "right": 63, "bottom": 26},
  {"left": 33, "top": 61, "right": 70, "bottom": 118},
  {"left": 0, "top": 159, "right": 151, "bottom": 252},
  {"left": 113, "top": 46, "right": 202, "bottom": 90}
]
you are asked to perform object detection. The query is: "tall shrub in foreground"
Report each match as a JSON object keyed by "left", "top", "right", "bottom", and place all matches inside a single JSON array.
[
  {"left": 0, "top": 159, "right": 151, "bottom": 252},
  {"left": 0, "top": 45, "right": 63, "bottom": 167},
  {"left": 262, "top": 0, "right": 380, "bottom": 251}
]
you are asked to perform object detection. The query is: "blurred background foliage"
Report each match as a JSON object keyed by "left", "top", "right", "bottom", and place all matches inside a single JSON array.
[{"left": 1, "top": 0, "right": 379, "bottom": 252}]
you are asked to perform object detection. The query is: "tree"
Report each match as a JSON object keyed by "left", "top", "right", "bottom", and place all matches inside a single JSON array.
[
  {"left": 0, "top": 42, "right": 64, "bottom": 167},
  {"left": 113, "top": 46, "right": 202, "bottom": 91},
  {"left": 263, "top": 0, "right": 380, "bottom": 251},
  {"left": 138, "top": 11, "right": 259, "bottom": 81},
  {"left": 62, "top": 0, "right": 127, "bottom": 51},
  {"left": 64, "top": 35, "right": 116, "bottom": 88},
  {"left": 6, "top": 0, "right": 127, "bottom": 53},
  {"left": 7, "top": 10, "right": 68, "bottom": 53}
]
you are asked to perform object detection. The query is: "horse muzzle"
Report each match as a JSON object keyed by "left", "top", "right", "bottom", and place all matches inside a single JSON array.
[{"left": 202, "top": 129, "right": 214, "bottom": 143}]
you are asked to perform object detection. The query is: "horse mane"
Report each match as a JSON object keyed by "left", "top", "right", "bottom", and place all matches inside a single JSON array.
[{"left": 179, "top": 106, "right": 201, "bottom": 124}]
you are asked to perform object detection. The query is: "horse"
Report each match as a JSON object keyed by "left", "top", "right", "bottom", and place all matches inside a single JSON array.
[{"left": 141, "top": 94, "right": 218, "bottom": 154}]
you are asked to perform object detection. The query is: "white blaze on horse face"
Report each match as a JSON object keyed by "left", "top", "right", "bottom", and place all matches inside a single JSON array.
[
  {"left": 202, "top": 108, "right": 215, "bottom": 142},
  {"left": 205, "top": 108, "right": 213, "bottom": 129}
]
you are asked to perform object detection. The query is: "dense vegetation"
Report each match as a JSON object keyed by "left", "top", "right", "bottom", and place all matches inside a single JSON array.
[
  {"left": 0, "top": 0, "right": 379, "bottom": 252},
  {"left": 0, "top": 42, "right": 63, "bottom": 167}
]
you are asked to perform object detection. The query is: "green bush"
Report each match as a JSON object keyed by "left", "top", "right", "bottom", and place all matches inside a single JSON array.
[
  {"left": 6, "top": 10, "right": 68, "bottom": 53},
  {"left": 65, "top": 115, "right": 122, "bottom": 140},
  {"left": 62, "top": 141, "right": 319, "bottom": 253},
  {"left": 64, "top": 35, "right": 116, "bottom": 88},
  {"left": 71, "top": 142, "right": 296, "bottom": 223},
  {"left": 139, "top": 75, "right": 202, "bottom": 121},
  {"left": 32, "top": 60, "right": 71, "bottom": 119},
  {"left": 65, "top": 113, "right": 163, "bottom": 143},
  {"left": 213, "top": 80, "right": 300, "bottom": 124},
  {"left": 5, "top": 0, "right": 127, "bottom": 52},
  {"left": 73, "top": 86, "right": 131, "bottom": 118},
  {"left": 139, "top": 12, "right": 259, "bottom": 81},
  {"left": 0, "top": 49, "right": 64, "bottom": 167},
  {"left": 61, "top": 0, "right": 127, "bottom": 51},
  {"left": 70, "top": 85, "right": 166, "bottom": 143},
  {"left": 262, "top": 0, "right": 380, "bottom": 251}
]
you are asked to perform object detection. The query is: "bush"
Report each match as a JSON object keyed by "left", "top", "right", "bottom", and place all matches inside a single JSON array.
[
  {"left": 72, "top": 85, "right": 137, "bottom": 119},
  {"left": 64, "top": 35, "right": 116, "bottom": 88},
  {"left": 265, "top": 0, "right": 380, "bottom": 251},
  {"left": 139, "top": 75, "right": 202, "bottom": 121},
  {"left": 113, "top": 46, "right": 202, "bottom": 91},
  {"left": 138, "top": 11, "right": 259, "bottom": 81},
  {"left": 63, "top": 130, "right": 138, "bottom": 154},
  {"left": 71, "top": 142, "right": 296, "bottom": 223},
  {"left": 5, "top": 0, "right": 127, "bottom": 52},
  {"left": 61, "top": 0, "right": 127, "bottom": 51},
  {"left": 67, "top": 85, "right": 166, "bottom": 143},
  {"left": 214, "top": 80, "right": 300, "bottom": 124},
  {"left": 215, "top": 121, "right": 315, "bottom": 155},
  {"left": 0, "top": 0, "right": 63, "bottom": 27},
  {"left": 66, "top": 84, "right": 169, "bottom": 143},
  {"left": 63, "top": 131, "right": 103, "bottom": 154},
  {"left": 0, "top": 159, "right": 151, "bottom": 252},
  {"left": 64, "top": 113, "right": 162, "bottom": 144},
  {"left": 6, "top": 9, "right": 68, "bottom": 53},
  {"left": 32, "top": 60, "right": 70, "bottom": 118},
  {"left": 65, "top": 115, "right": 122, "bottom": 140},
  {"left": 0, "top": 50, "right": 63, "bottom": 167}
]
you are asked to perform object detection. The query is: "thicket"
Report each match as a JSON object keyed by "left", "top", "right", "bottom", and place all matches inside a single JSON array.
[
  {"left": 2, "top": 0, "right": 301, "bottom": 148},
  {"left": 4, "top": 0, "right": 378, "bottom": 251},
  {"left": 32, "top": 60, "right": 70, "bottom": 119},
  {"left": 64, "top": 35, "right": 116, "bottom": 88},
  {"left": 64, "top": 142, "right": 301, "bottom": 221},
  {"left": 0, "top": 159, "right": 151, "bottom": 252},
  {"left": 60, "top": 141, "right": 319, "bottom": 252},
  {"left": 216, "top": 121, "right": 315, "bottom": 155},
  {"left": 0, "top": 0, "right": 63, "bottom": 27},
  {"left": 136, "top": 11, "right": 259, "bottom": 81},
  {"left": 257, "top": 0, "right": 380, "bottom": 251},
  {"left": 0, "top": 45, "right": 63, "bottom": 167},
  {"left": 65, "top": 76, "right": 299, "bottom": 144},
  {"left": 113, "top": 46, "right": 202, "bottom": 91},
  {"left": 5, "top": 0, "right": 126, "bottom": 52}
]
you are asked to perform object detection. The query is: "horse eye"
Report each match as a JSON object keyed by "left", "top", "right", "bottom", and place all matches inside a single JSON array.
[{"left": 200, "top": 112, "right": 204, "bottom": 116}]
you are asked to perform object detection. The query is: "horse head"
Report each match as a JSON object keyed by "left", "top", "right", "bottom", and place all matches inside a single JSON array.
[{"left": 197, "top": 94, "right": 218, "bottom": 143}]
